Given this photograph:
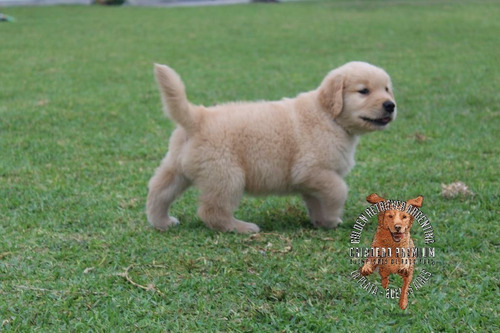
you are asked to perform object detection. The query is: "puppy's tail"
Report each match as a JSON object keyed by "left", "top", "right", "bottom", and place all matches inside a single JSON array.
[{"left": 154, "top": 64, "right": 198, "bottom": 133}]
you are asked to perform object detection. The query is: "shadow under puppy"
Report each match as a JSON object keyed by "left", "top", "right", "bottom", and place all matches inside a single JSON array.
[
  {"left": 147, "top": 62, "right": 397, "bottom": 233},
  {"left": 360, "top": 193, "right": 423, "bottom": 310}
]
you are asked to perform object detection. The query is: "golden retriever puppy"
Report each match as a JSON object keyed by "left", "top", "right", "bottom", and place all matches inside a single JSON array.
[{"left": 147, "top": 62, "right": 396, "bottom": 233}]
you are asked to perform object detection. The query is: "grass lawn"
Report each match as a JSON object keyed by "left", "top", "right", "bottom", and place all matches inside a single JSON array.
[{"left": 1, "top": 0, "right": 499, "bottom": 331}]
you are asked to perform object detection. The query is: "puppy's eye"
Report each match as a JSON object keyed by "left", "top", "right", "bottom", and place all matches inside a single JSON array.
[
  {"left": 358, "top": 88, "right": 370, "bottom": 95},
  {"left": 403, "top": 215, "right": 408, "bottom": 219},
  {"left": 388, "top": 214, "right": 393, "bottom": 219},
  {"left": 385, "top": 87, "right": 389, "bottom": 92}
]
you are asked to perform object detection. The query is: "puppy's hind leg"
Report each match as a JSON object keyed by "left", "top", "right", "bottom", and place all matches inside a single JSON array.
[
  {"left": 147, "top": 161, "right": 190, "bottom": 231},
  {"left": 197, "top": 173, "right": 259, "bottom": 234}
]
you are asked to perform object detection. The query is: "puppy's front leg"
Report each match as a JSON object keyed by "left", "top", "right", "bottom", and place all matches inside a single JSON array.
[
  {"left": 302, "top": 194, "right": 324, "bottom": 226},
  {"left": 301, "top": 170, "right": 347, "bottom": 229}
]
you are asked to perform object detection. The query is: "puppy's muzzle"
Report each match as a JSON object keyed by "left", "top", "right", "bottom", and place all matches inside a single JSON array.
[{"left": 383, "top": 100, "right": 396, "bottom": 113}]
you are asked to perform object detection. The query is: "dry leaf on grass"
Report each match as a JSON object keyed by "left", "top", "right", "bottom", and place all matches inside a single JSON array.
[
  {"left": 245, "top": 232, "right": 292, "bottom": 254},
  {"left": 441, "top": 181, "right": 474, "bottom": 199},
  {"left": 117, "top": 264, "right": 167, "bottom": 296}
]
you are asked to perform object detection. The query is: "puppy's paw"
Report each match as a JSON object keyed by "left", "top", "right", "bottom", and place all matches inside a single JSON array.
[
  {"left": 169, "top": 216, "right": 180, "bottom": 226},
  {"left": 312, "top": 217, "right": 342, "bottom": 229},
  {"left": 150, "top": 216, "right": 180, "bottom": 232},
  {"left": 328, "top": 217, "right": 343, "bottom": 228},
  {"left": 230, "top": 221, "right": 260, "bottom": 234}
]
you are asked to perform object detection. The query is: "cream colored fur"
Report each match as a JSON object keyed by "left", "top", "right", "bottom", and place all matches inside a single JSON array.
[{"left": 147, "top": 61, "right": 396, "bottom": 233}]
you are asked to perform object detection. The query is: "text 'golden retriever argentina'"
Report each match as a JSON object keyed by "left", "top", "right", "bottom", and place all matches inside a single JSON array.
[{"left": 147, "top": 62, "right": 397, "bottom": 233}]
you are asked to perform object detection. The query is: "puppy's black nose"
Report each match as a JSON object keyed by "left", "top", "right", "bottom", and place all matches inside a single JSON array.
[
  {"left": 395, "top": 225, "right": 401, "bottom": 232},
  {"left": 383, "top": 101, "right": 395, "bottom": 113}
]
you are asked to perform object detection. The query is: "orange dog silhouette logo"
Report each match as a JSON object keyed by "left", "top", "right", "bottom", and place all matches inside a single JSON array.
[
  {"left": 360, "top": 194, "right": 422, "bottom": 310},
  {"left": 348, "top": 193, "right": 436, "bottom": 310}
]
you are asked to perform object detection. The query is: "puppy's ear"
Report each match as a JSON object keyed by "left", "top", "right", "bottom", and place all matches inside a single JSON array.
[
  {"left": 407, "top": 195, "right": 423, "bottom": 208},
  {"left": 318, "top": 72, "right": 344, "bottom": 118},
  {"left": 366, "top": 193, "right": 386, "bottom": 204}
]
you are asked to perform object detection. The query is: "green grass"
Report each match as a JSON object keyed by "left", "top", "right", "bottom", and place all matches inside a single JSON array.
[{"left": 1, "top": 0, "right": 499, "bottom": 331}]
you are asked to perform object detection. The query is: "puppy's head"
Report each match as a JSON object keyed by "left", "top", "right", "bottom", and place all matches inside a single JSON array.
[
  {"left": 366, "top": 194, "right": 423, "bottom": 243},
  {"left": 318, "top": 62, "right": 396, "bottom": 135}
]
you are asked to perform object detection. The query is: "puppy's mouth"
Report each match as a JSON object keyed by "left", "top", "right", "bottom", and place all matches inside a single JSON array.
[
  {"left": 361, "top": 116, "right": 393, "bottom": 126},
  {"left": 391, "top": 232, "right": 405, "bottom": 242}
]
